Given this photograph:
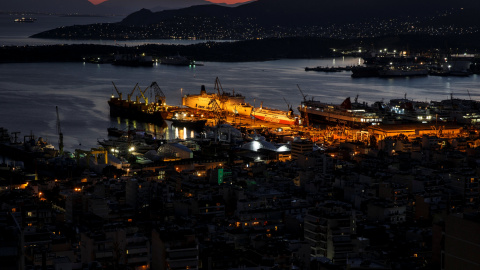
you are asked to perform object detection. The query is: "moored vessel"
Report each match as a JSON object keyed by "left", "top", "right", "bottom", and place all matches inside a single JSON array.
[
  {"left": 112, "top": 53, "right": 153, "bottom": 67},
  {"left": 252, "top": 105, "right": 298, "bottom": 125},
  {"left": 378, "top": 64, "right": 428, "bottom": 77},
  {"left": 182, "top": 77, "right": 254, "bottom": 116},
  {"left": 108, "top": 81, "right": 170, "bottom": 124},
  {"left": 14, "top": 17, "right": 36, "bottom": 23},
  {"left": 299, "top": 97, "right": 382, "bottom": 126}
]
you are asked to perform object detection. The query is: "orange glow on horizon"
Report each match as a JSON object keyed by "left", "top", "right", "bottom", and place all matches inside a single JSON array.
[
  {"left": 88, "top": 0, "right": 107, "bottom": 4},
  {"left": 206, "top": 0, "right": 252, "bottom": 3},
  {"left": 88, "top": 0, "right": 251, "bottom": 5}
]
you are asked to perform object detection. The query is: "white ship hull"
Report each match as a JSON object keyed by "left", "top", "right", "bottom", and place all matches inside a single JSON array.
[
  {"left": 253, "top": 109, "right": 298, "bottom": 125},
  {"left": 182, "top": 93, "right": 253, "bottom": 116}
]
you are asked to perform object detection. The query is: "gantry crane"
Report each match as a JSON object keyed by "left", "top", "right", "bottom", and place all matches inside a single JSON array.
[
  {"left": 208, "top": 99, "right": 226, "bottom": 125},
  {"left": 56, "top": 106, "right": 64, "bottom": 156},
  {"left": 149, "top": 81, "right": 166, "bottom": 105}
]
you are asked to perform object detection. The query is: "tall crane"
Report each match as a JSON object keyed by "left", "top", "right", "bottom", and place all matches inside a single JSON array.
[
  {"left": 149, "top": 82, "right": 166, "bottom": 105},
  {"left": 56, "top": 106, "right": 64, "bottom": 156},
  {"left": 128, "top": 83, "right": 138, "bottom": 102},
  {"left": 137, "top": 85, "right": 149, "bottom": 105},
  {"left": 297, "top": 84, "right": 309, "bottom": 127},
  {"left": 214, "top": 77, "right": 228, "bottom": 110},
  {"left": 208, "top": 99, "right": 226, "bottom": 125},
  {"left": 111, "top": 81, "right": 122, "bottom": 100}
]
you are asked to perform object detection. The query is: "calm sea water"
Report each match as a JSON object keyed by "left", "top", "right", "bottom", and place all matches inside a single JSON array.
[{"left": 1, "top": 15, "right": 480, "bottom": 152}]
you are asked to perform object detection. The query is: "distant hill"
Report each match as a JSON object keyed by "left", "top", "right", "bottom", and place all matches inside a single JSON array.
[
  {"left": 0, "top": 0, "right": 99, "bottom": 14},
  {"left": 120, "top": 0, "right": 480, "bottom": 27},
  {"left": 97, "top": 0, "right": 213, "bottom": 15}
]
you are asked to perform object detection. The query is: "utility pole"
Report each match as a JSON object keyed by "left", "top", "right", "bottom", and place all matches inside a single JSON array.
[{"left": 56, "top": 106, "right": 64, "bottom": 156}]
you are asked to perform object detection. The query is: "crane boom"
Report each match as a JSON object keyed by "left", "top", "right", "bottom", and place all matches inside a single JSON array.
[
  {"left": 56, "top": 106, "right": 64, "bottom": 156},
  {"left": 149, "top": 82, "right": 166, "bottom": 105},
  {"left": 296, "top": 85, "right": 309, "bottom": 127},
  {"left": 297, "top": 84, "right": 307, "bottom": 101},
  {"left": 138, "top": 85, "right": 149, "bottom": 105},
  {"left": 111, "top": 81, "right": 122, "bottom": 100},
  {"left": 127, "top": 83, "right": 138, "bottom": 102}
]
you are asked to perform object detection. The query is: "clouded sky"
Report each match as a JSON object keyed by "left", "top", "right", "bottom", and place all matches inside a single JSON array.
[{"left": 88, "top": 0, "right": 251, "bottom": 5}]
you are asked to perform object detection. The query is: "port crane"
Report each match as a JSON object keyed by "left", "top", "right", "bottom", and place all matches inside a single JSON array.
[
  {"left": 111, "top": 82, "right": 122, "bottom": 100},
  {"left": 208, "top": 99, "right": 226, "bottom": 125},
  {"left": 297, "top": 84, "right": 309, "bottom": 127},
  {"left": 149, "top": 81, "right": 166, "bottom": 106},
  {"left": 128, "top": 83, "right": 138, "bottom": 103},
  {"left": 214, "top": 77, "right": 228, "bottom": 110},
  {"left": 56, "top": 106, "right": 64, "bottom": 156},
  {"left": 137, "top": 84, "right": 150, "bottom": 105}
]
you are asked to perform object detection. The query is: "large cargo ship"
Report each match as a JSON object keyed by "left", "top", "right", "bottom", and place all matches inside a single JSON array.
[
  {"left": 299, "top": 97, "right": 382, "bottom": 126},
  {"left": 182, "top": 77, "right": 253, "bottom": 116},
  {"left": 108, "top": 82, "right": 169, "bottom": 124},
  {"left": 378, "top": 64, "right": 428, "bottom": 77}
]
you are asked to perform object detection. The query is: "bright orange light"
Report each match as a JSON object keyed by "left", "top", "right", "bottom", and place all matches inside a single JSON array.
[
  {"left": 206, "top": 0, "right": 250, "bottom": 4},
  {"left": 81, "top": 178, "right": 88, "bottom": 183},
  {"left": 88, "top": 0, "right": 107, "bottom": 4}
]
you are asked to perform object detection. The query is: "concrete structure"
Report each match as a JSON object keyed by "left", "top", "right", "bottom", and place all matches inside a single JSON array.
[{"left": 304, "top": 201, "right": 356, "bottom": 265}]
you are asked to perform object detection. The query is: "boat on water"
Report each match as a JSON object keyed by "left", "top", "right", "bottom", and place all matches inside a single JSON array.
[
  {"left": 182, "top": 77, "right": 253, "bottom": 117},
  {"left": 14, "top": 17, "right": 36, "bottom": 23},
  {"left": 160, "top": 53, "right": 201, "bottom": 66},
  {"left": 378, "top": 64, "right": 428, "bottom": 77},
  {"left": 305, "top": 66, "right": 343, "bottom": 72},
  {"left": 299, "top": 97, "right": 382, "bottom": 126},
  {"left": 252, "top": 106, "right": 299, "bottom": 125},
  {"left": 108, "top": 81, "right": 171, "bottom": 124},
  {"left": 168, "top": 110, "right": 207, "bottom": 130},
  {"left": 112, "top": 53, "right": 153, "bottom": 67},
  {"left": 350, "top": 66, "right": 382, "bottom": 78},
  {"left": 171, "top": 118, "right": 207, "bottom": 130},
  {"left": 107, "top": 127, "right": 126, "bottom": 137}
]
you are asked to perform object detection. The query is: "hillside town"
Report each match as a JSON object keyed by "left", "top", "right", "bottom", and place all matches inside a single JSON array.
[{"left": 2, "top": 90, "right": 480, "bottom": 270}]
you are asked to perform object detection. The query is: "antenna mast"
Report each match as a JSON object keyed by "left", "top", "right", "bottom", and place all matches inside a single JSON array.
[{"left": 56, "top": 106, "right": 64, "bottom": 156}]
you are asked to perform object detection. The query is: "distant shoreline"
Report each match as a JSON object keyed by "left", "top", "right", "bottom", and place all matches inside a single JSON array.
[{"left": 0, "top": 37, "right": 342, "bottom": 63}]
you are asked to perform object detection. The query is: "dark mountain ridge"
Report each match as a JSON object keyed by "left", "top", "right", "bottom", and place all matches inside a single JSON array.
[{"left": 120, "top": 0, "right": 480, "bottom": 27}]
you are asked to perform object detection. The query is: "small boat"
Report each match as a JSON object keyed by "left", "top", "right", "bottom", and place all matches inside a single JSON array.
[
  {"left": 169, "top": 110, "right": 207, "bottom": 130},
  {"left": 161, "top": 53, "right": 195, "bottom": 66},
  {"left": 107, "top": 127, "right": 125, "bottom": 137},
  {"left": 14, "top": 17, "right": 36, "bottom": 23}
]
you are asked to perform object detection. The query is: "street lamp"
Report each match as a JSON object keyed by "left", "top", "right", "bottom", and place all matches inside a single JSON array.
[{"left": 180, "top": 88, "right": 183, "bottom": 105}]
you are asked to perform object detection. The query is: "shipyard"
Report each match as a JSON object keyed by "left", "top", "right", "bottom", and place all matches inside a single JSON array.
[
  {"left": 5, "top": 1, "right": 480, "bottom": 268},
  {"left": 3, "top": 75, "right": 480, "bottom": 269}
]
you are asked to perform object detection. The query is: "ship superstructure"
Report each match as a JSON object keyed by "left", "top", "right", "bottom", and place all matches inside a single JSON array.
[
  {"left": 182, "top": 77, "right": 253, "bottom": 116},
  {"left": 108, "top": 81, "right": 170, "bottom": 124},
  {"left": 299, "top": 97, "right": 382, "bottom": 126}
]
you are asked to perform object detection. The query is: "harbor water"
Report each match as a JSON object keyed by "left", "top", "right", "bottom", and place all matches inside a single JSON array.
[{"left": 1, "top": 14, "right": 480, "bottom": 152}]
